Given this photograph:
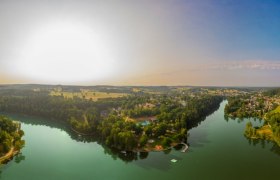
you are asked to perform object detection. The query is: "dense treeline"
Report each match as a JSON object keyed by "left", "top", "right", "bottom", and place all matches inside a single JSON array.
[
  {"left": 263, "top": 88, "right": 280, "bottom": 97},
  {"left": 97, "top": 95, "right": 223, "bottom": 150},
  {"left": 0, "top": 92, "right": 122, "bottom": 123},
  {"left": 224, "top": 95, "right": 271, "bottom": 119},
  {"left": 0, "top": 89, "right": 223, "bottom": 151},
  {"left": 224, "top": 96, "right": 244, "bottom": 116},
  {"left": 0, "top": 116, "right": 25, "bottom": 156},
  {"left": 266, "top": 110, "right": 280, "bottom": 145}
]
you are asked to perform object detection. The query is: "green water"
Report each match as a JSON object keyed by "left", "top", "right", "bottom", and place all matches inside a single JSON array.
[{"left": 0, "top": 101, "right": 279, "bottom": 180}]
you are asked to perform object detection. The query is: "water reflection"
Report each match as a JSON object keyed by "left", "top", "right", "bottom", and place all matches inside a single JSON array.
[
  {"left": 133, "top": 150, "right": 183, "bottom": 171},
  {"left": 14, "top": 153, "right": 26, "bottom": 164},
  {"left": 187, "top": 104, "right": 220, "bottom": 130},
  {"left": 0, "top": 152, "right": 26, "bottom": 166},
  {"left": 100, "top": 144, "right": 153, "bottom": 163},
  {"left": 225, "top": 115, "right": 263, "bottom": 124},
  {"left": 139, "top": 152, "right": 149, "bottom": 159},
  {"left": 225, "top": 115, "right": 280, "bottom": 156},
  {"left": 270, "top": 143, "right": 280, "bottom": 156},
  {"left": 2, "top": 107, "right": 217, "bottom": 164},
  {"left": 3, "top": 113, "right": 94, "bottom": 143},
  {"left": 3, "top": 113, "right": 155, "bottom": 163},
  {"left": 245, "top": 137, "right": 280, "bottom": 156},
  {"left": 187, "top": 130, "right": 210, "bottom": 149}
]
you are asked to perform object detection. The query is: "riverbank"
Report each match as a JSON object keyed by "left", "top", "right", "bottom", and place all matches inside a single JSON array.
[
  {"left": 71, "top": 125, "right": 190, "bottom": 153},
  {"left": 71, "top": 127, "right": 95, "bottom": 136},
  {"left": 0, "top": 147, "right": 19, "bottom": 164}
]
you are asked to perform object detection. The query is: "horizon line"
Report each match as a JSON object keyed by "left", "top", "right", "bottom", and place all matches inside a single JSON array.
[{"left": 0, "top": 83, "right": 279, "bottom": 88}]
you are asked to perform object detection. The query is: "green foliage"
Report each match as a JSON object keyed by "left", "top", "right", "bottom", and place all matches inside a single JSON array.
[
  {"left": 14, "top": 140, "right": 25, "bottom": 150},
  {"left": 161, "top": 137, "right": 172, "bottom": 147},
  {"left": 263, "top": 88, "right": 280, "bottom": 97},
  {"left": 225, "top": 95, "right": 268, "bottom": 119},
  {"left": 144, "top": 126, "right": 153, "bottom": 137},
  {"left": 244, "top": 108, "right": 280, "bottom": 146},
  {"left": 139, "top": 134, "right": 148, "bottom": 147},
  {"left": 0, "top": 116, "right": 25, "bottom": 155},
  {"left": 244, "top": 122, "right": 255, "bottom": 137}
]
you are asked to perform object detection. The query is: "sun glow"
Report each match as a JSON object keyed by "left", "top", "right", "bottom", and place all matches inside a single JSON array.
[{"left": 13, "top": 21, "right": 117, "bottom": 83}]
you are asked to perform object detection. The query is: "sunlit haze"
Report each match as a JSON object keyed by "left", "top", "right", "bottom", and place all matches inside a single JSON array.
[
  {"left": 0, "top": 0, "right": 280, "bottom": 86},
  {"left": 12, "top": 20, "right": 117, "bottom": 83}
]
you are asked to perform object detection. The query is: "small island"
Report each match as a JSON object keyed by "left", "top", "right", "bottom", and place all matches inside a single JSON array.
[{"left": 0, "top": 116, "right": 25, "bottom": 164}]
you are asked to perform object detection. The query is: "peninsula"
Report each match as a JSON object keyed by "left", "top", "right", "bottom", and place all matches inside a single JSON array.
[{"left": 0, "top": 116, "right": 25, "bottom": 164}]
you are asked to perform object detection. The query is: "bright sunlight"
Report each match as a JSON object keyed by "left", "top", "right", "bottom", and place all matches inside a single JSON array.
[{"left": 13, "top": 21, "right": 116, "bottom": 83}]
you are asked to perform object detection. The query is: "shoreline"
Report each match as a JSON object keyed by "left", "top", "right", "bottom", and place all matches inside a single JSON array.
[
  {"left": 141, "top": 142, "right": 188, "bottom": 153},
  {"left": 71, "top": 127, "right": 95, "bottom": 136},
  {"left": 70, "top": 127, "right": 189, "bottom": 153},
  {"left": 0, "top": 147, "right": 19, "bottom": 164}
]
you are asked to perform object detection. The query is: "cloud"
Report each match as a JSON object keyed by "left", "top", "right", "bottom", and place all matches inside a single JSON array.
[
  {"left": 198, "top": 60, "right": 280, "bottom": 71},
  {"left": 157, "top": 60, "right": 280, "bottom": 77}
]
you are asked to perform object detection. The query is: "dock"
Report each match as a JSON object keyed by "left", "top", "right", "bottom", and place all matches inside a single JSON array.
[{"left": 180, "top": 142, "right": 189, "bottom": 152}]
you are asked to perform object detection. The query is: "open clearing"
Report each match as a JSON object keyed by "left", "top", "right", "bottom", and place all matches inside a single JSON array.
[{"left": 50, "top": 90, "right": 128, "bottom": 101}]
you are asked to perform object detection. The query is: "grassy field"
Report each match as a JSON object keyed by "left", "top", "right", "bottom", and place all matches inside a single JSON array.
[{"left": 50, "top": 90, "right": 128, "bottom": 101}]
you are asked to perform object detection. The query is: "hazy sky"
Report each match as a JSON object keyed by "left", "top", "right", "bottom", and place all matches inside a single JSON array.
[{"left": 0, "top": 0, "right": 280, "bottom": 86}]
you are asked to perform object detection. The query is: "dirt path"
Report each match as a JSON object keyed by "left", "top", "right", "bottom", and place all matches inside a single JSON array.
[{"left": 0, "top": 147, "right": 16, "bottom": 163}]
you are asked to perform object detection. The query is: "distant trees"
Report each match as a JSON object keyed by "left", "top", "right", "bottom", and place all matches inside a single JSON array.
[
  {"left": 263, "top": 88, "right": 280, "bottom": 97},
  {"left": 225, "top": 95, "right": 267, "bottom": 119}
]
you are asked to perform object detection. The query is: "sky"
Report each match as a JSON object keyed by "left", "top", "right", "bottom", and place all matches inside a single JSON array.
[{"left": 0, "top": 0, "right": 280, "bottom": 86}]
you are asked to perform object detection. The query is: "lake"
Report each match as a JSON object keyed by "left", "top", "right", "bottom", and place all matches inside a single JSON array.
[{"left": 0, "top": 101, "right": 279, "bottom": 180}]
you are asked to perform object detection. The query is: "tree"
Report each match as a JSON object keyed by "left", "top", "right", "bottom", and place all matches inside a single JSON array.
[
  {"left": 0, "top": 116, "right": 25, "bottom": 154},
  {"left": 144, "top": 126, "right": 153, "bottom": 137},
  {"left": 162, "top": 137, "right": 172, "bottom": 147},
  {"left": 139, "top": 134, "right": 148, "bottom": 147},
  {"left": 244, "top": 122, "right": 253, "bottom": 137},
  {"left": 14, "top": 140, "right": 25, "bottom": 150}
]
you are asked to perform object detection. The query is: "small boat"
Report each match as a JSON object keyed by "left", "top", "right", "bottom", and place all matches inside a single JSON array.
[{"left": 171, "top": 159, "right": 177, "bottom": 163}]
